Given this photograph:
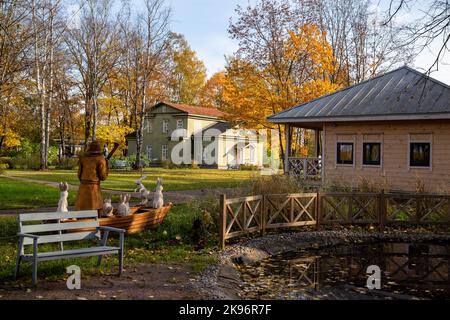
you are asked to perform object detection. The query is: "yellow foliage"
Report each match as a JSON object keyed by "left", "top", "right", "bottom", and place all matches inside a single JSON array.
[{"left": 96, "top": 124, "right": 134, "bottom": 153}]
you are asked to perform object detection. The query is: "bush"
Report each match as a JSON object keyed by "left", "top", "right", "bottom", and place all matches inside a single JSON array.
[
  {"left": 246, "top": 174, "right": 313, "bottom": 195},
  {"left": 185, "top": 195, "right": 220, "bottom": 247},
  {"left": 55, "top": 157, "right": 79, "bottom": 170},
  {"left": 239, "top": 164, "right": 259, "bottom": 171},
  {"left": 8, "top": 153, "right": 41, "bottom": 169}
]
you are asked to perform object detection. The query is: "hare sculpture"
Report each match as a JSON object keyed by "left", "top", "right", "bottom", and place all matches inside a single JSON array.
[
  {"left": 57, "top": 182, "right": 69, "bottom": 212},
  {"left": 152, "top": 178, "right": 164, "bottom": 209},
  {"left": 102, "top": 198, "right": 114, "bottom": 217},
  {"left": 117, "top": 194, "right": 131, "bottom": 216},
  {"left": 134, "top": 175, "right": 150, "bottom": 206}
]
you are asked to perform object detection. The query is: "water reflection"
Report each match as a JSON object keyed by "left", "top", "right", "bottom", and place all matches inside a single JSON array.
[{"left": 238, "top": 242, "right": 450, "bottom": 300}]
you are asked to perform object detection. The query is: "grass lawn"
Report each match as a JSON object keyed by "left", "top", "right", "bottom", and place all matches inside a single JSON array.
[
  {"left": 0, "top": 202, "right": 218, "bottom": 286},
  {"left": 3, "top": 168, "right": 257, "bottom": 192},
  {"left": 0, "top": 177, "right": 78, "bottom": 210}
]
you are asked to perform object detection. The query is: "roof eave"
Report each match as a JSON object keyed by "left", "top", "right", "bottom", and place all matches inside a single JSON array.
[{"left": 267, "top": 113, "right": 450, "bottom": 124}]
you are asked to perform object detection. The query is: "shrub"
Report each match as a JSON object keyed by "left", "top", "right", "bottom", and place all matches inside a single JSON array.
[
  {"left": 239, "top": 164, "right": 259, "bottom": 171},
  {"left": 55, "top": 157, "right": 79, "bottom": 170},
  {"left": 185, "top": 195, "right": 220, "bottom": 247},
  {"left": 246, "top": 174, "right": 313, "bottom": 195}
]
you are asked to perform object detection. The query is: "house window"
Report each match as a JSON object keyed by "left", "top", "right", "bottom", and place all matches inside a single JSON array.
[
  {"left": 410, "top": 142, "right": 431, "bottom": 167},
  {"left": 162, "top": 120, "right": 169, "bottom": 133},
  {"left": 176, "top": 119, "right": 183, "bottom": 129},
  {"left": 363, "top": 143, "right": 381, "bottom": 166},
  {"left": 336, "top": 142, "right": 354, "bottom": 165},
  {"left": 146, "top": 119, "right": 152, "bottom": 133},
  {"left": 162, "top": 145, "right": 168, "bottom": 160},
  {"left": 146, "top": 145, "right": 152, "bottom": 160}
]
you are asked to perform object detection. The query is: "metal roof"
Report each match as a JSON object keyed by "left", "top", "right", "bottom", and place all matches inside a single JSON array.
[{"left": 267, "top": 66, "right": 450, "bottom": 124}]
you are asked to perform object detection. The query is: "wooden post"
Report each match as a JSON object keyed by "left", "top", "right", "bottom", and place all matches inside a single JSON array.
[
  {"left": 260, "top": 195, "right": 266, "bottom": 236},
  {"left": 348, "top": 193, "right": 353, "bottom": 224},
  {"left": 314, "top": 129, "right": 320, "bottom": 157},
  {"left": 219, "top": 194, "right": 227, "bottom": 250},
  {"left": 284, "top": 124, "right": 291, "bottom": 175},
  {"left": 416, "top": 195, "right": 423, "bottom": 225},
  {"left": 303, "top": 158, "right": 308, "bottom": 180},
  {"left": 316, "top": 191, "right": 321, "bottom": 231},
  {"left": 379, "top": 190, "right": 385, "bottom": 232}
]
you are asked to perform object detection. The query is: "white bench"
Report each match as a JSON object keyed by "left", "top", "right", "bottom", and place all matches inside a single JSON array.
[{"left": 14, "top": 210, "right": 125, "bottom": 286}]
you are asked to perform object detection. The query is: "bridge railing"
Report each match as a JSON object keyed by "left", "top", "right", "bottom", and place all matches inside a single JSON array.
[{"left": 219, "top": 191, "right": 450, "bottom": 249}]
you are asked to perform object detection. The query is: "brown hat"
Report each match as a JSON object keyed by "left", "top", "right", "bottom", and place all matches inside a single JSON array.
[{"left": 86, "top": 141, "right": 103, "bottom": 155}]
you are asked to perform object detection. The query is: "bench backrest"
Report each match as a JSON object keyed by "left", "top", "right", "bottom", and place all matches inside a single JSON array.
[{"left": 18, "top": 211, "right": 100, "bottom": 246}]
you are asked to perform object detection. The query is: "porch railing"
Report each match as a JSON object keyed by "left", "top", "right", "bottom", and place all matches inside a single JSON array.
[{"left": 288, "top": 157, "right": 322, "bottom": 179}]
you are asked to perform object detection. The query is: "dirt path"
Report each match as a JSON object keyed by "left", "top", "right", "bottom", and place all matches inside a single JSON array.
[
  {"left": 0, "top": 263, "right": 204, "bottom": 300},
  {"left": 0, "top": 175, "right": 244, "bottom": 215}
]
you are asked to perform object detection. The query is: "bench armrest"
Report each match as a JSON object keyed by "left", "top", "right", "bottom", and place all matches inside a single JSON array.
[
  {"left": 98, "top": 226, "right": 126, "bottom": 234},
  {"left": 17, "top": 233, "right": 40, "bottom": 240}
]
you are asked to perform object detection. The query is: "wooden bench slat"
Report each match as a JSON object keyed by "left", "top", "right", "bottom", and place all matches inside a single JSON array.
[
  {"left": 22, "top": 246, "right": 120, "bottom": 262},
  {"left": 19, "top": 211, "right": 98, "bottom": 222},
  {"left": 21, "top": 221, "right": 99, "bottom": 234},
  {"left": 22, "top": 231, "right": 100, "bottom": 246}
]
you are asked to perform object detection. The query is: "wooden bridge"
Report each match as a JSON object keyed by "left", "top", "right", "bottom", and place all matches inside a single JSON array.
[{"left": 219, "top": 191, "right": 450, "bottom": 249}]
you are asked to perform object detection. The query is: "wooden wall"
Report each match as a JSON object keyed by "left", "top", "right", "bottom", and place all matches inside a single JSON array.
[{"left": 323, "top": 120, "right": 450, "bottom": 192}]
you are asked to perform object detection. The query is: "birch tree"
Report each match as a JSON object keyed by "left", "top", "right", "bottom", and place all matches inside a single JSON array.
[{"left": 65, "top": 0, "right": 121, "bottom": 144}]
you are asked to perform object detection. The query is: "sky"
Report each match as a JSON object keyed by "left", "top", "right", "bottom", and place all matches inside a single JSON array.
[{"left": 166, "top": 0, "right": 450, "bottom": 85}]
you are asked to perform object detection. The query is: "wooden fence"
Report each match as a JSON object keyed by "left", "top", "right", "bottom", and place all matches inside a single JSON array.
[{"left": 219, "top": 191, "right": 450, "bottom": 249}]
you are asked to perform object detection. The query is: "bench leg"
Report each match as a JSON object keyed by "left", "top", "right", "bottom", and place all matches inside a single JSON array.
[
  {"left": 118, "top": 233, "right": 124, "bottom": 276},
  {"left": 118, "top": 249, "right": 123, "bottom": 276},
  {"left": 32, "top": 258, "right": 38, "bottom": 286},
  {"left": 14, "top": 237, "right": 24, "bottom": 280},
  {"left": 14, "top": 256, "right": 21, "bottom": 279},
  {"left": 32, "top": 240, "right": 38, "bottom": 286}
]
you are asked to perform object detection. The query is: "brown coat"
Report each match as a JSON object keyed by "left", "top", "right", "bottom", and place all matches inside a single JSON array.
[{"left": 75, "top": 154, "right": 109, "bottom": 211}]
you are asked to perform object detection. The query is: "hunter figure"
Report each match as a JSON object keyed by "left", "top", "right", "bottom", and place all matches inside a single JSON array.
[{"left": 75, "top": 141, "right": 109, "bottom": 211}]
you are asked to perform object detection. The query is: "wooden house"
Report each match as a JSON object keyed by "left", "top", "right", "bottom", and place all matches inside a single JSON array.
[{"left": 268, "top": 66, "right": 450, "bottom": 192}]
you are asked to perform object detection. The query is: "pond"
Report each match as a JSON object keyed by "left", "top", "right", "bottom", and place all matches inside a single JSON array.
[{"left": 238, "top": 242, "right": 450, "bottom": 300}]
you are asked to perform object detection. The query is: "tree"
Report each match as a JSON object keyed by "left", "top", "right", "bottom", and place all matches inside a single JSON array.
[
  {"left": 65, "top": 0, "right": 121, "bottom": 144},
  {"left": 200, "top": 71, "right": 227, "bottom": 109},
  {"left": 121, "top": 0, "right": 171, "bottom": 169},
  {"left": 168, "top": 33, "right": 207, "bottom": 105},
  {"left": 384, "top": 0, "right": 449, "bottom": 74},
  {"left": 0, "top": 0, "right": 33, "bottom": 154},
  {"left": 228, "top": 0, "right": 338, "bottom": 161},
  {"left": 302, "top": 0, "right": 415, "bottom": 85}
]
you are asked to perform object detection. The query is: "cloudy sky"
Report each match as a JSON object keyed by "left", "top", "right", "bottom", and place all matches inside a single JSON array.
[{"left": 167, "top": 0, "right": 450, "bottom": 84}]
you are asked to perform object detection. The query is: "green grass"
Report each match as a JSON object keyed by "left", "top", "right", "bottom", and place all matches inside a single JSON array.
[
  {"left": 0, "top": 203, "right": 218, "bottom": 286},
  {"left": 0, "top": 177, "right": 78, "bottom": 210},
  {"left": 3, "top": 168, "right": 257, "bottom": 192}
]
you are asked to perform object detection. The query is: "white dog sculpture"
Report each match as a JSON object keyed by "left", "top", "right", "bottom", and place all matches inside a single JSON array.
[
  {"left": 152, "top": 178, "right": 164, "bottom": 209},
  {"left": 135, "top": 175, "right": 150, "bottom": 206},
  {"left": 117, "top": 194, "right": 131, "bottom": 216},
  {"left": 57, "top": 182, "right": 69, "bottom": 212}
]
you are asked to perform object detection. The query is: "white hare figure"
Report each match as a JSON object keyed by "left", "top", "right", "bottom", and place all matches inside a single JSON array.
[
  {"left": 152, "top": 178, "right": 164, "bottom": 209},
  {"left": 102, "top": 198, "right": 114, "bottom": 217},
  {"left": 117, "top": 194, "right": 131, "bottom": 216},
  {"left": 134, "top": 175, "right": 150, "bottom": 206},
  {"left": 57, "top": 182, "right": 69, "bottom": 212}
]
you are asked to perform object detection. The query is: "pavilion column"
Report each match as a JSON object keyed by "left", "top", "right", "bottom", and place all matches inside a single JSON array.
[
  {"left": 314, "top": 129, "right": 320, "bottom": 157},
  {"left": 284, "top": 124, "right": 291, "bottom": 175}
]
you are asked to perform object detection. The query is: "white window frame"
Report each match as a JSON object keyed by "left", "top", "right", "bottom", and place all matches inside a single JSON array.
[
  {"left": 162, "top": 145, "right": 168, "bottom": 161},
  {"left": 176, "top": 119, "right": 183, "bottom": 129},
  {"left": 162, "top": 120, "right": 169, "bottom": 133},
  {"left": 146, "top": 145, "right": 152, "bottom": 160}
]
